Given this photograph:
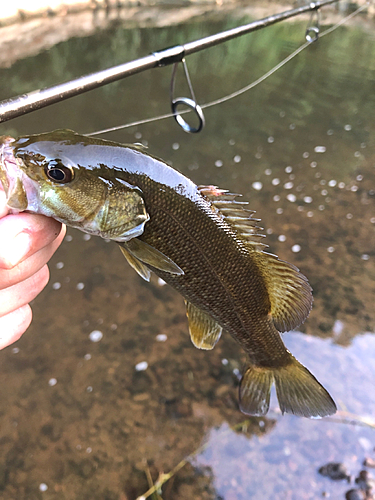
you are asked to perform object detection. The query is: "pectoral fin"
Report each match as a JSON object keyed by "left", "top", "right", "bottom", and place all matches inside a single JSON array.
[
  {"left": 124, "top": 238, "right": 184, "bottom": 275},
  {"left": 119, "top": 245, "right": 151, "bottom": 282},
  {"left": 185, "top": 301, "right": 222, "bottom": 350}
]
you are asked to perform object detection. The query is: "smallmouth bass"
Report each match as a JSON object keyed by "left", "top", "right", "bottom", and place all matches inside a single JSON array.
[{"left": 0, "top": 130, "right": 336, "bottom": 418}]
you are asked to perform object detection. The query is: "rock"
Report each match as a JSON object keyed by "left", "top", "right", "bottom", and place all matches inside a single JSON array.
[
  {"left": 318, "top": 462, "right": 350, "bottom": 482},
  {"left": 345, "top": 489, "right": 366, "bottom": 500}
]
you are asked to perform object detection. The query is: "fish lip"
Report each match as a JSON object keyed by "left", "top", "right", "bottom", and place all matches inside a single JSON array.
[{"left": 0, "top": 136, "right": 16, "bottom": 195}]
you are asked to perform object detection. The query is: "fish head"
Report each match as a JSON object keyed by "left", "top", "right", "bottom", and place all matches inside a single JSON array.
[{"left": 0, "top": 130, "right": 149, "bottom": 241}]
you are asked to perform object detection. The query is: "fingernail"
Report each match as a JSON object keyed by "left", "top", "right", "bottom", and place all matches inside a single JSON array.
[{"left": 1, "top": 232, "right": 32, "bottom": 268}]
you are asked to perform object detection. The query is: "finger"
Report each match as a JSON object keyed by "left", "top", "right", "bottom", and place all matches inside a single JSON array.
[
  {"left": 0, "top": 225, "right": 65, "bottom": 290},
  {"left": 0, "top": 305, "right": 32, "bottom": 350},
  {"left": 0, "top": 213, "right": 63, "bottom": 270},
  {"left": 0, "top": 189, "right": 10, "bottom": 218},
  {"left": 0, "top": 264, "right": 50, "bottom": 316}
]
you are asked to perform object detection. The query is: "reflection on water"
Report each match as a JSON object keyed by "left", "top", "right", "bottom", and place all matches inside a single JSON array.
[{"left": 0, "top": 4, "right": 374, "bottom": 500}]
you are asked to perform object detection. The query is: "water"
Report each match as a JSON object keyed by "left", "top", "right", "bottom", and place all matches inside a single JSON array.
[{"left": 0, "top": 4, "right": 374, "bottom": 500}]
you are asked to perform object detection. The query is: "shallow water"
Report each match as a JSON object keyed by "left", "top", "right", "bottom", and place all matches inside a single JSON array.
[{"left": 0, "top": 5, "right": 374, "bottom": 500}]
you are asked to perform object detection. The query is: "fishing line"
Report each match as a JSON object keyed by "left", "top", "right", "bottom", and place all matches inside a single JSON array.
[{"left": 87, "top": 2, "right": 370, "bottom": 137}]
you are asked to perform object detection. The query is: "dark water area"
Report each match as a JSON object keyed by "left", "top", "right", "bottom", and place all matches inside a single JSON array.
[{"left": 0, "top": 5, "right": 374, "bottom": 500}]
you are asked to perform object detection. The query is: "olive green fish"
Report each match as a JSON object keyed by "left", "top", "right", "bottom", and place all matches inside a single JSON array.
[{"left": 0, "top": 130, "right": 336, "bottom": 418}]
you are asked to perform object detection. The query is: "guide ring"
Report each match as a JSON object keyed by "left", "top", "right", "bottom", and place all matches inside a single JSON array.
[
  {"left": 171, "top": 97, "right": 205, "bottom": 134},
  {"left": 305, "top": 7, "right": 320, "bottom": 43},
  {"left": 170, "top": 58, "right": 205, "bottom": 134}
]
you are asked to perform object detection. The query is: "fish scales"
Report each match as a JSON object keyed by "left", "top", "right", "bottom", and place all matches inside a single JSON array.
[{"left": 0, "top": 130, "right": 337, "bottom": 418}]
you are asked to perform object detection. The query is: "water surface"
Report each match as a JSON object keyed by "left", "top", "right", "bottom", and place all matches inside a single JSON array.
[{"left": 0, "top": 5, "right": 374, "bottom": 500}]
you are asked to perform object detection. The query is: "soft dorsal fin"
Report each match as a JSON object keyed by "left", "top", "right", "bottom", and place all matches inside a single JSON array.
[
  {"left": 119, "top": 245, "right": 151, "bottom": 282},
  {"left": 254, "top": 252, "right": 313, "bottom": 332},
  {"left": 185, "top": 301, "right": 222, "bottom": 350},
  {"left": 124, "top": 238, "right": 184, "bottom": 275},
  {"left": 198, "top": 185, "right": 267, "bottom": 251},
  {"left": 198, "top": 185, "right": 312, "bottom": 331}
]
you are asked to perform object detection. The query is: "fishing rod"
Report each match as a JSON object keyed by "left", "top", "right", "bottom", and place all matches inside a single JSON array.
[{"left": 0, "top": 0, "right": 339, "bottom": 125}]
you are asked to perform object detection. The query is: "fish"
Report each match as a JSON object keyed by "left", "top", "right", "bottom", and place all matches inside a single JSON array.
[{"left": 0, "top": 129, "right": 336, "bottom": 418}]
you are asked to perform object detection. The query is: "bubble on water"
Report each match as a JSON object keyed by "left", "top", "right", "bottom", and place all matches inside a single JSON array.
[
  {"left": 135, "top": 361, "right": 148, "bottom": 372},
  {"left": 278, "top": 235, "right": 286, "bottom": 242},
  {"left": 39, "top": 483, "right": 48, "bottom": 492},
  {"left": 356, "top": 175, "right": 363, "bottom": 181},
  {"left": 255, "top": 152, "right": 262, "bottom": 159},
  {"left": 110, "top": 324, "right": 117, "bottom": 331},
  {"left": 338, "top": 182, "right": 345, "bottom": 189},
  {"left": 307, "top": 211, "right": 314, "bottom": 217},
  {"left": 135, "top": 132, "right": 142, "bottom": 139},
  {"left": 319, "top": 179, "right": 326, "bottom": 186},
  {"left": 12, "top": 347, "right": 20, "bottom": 354},
  {"left": 321, "top": 190, "right": 328, "bottom": 196},
  {"left": 327, "top": 129, "right": 334, "bottom": 135},
  {"left": 310, "top": 161, "right": 317, "bottom": 168},
  {"left": 276, "top": 208, "right": 283, "bottom": 214},
  {"left": 303, "top": 196, "right": 313, "bottom": 204},
  {"left": 48, "top": 378, "right": 57, "bottom": 387},
  {"left": 328, "top": 180, "right": 337, "bottom": 187},
  {"left": 289, "top": 174, "right": 295, "bottom": 180},
  {"left": 56, "top": 262, "right": 64, "bottom": 270},
  {"left": 289, "top": 123, "right": 296, "bottom": 130},
  {"left": 354, "top": 151, "right": 361, "bottom": 158},
  {"left": 265, "top": 169, "right": 272, "bottom": 175},
  {"left": 234, "top": 155, "right": 241, "bottom": 163},
  {"left": 371, "top": 217, "right": 375, "bottom": 224},
  {"left": 76, "top": 444, "right": 82, "bottom": 450},
  {"left": 291, "top": 244, "right": 301, "bottom": 253},
  {"left": 158, "top": 278, "right": 166, "bottom": 286},
  {"left": 286, "top": 194, "right": 297, "bottom": 202},
  {"left": 172, "top": 142, "right": 180, "bottom": 150},
  {"left": 86, "top": 447, "right": 92, "bottom": 454},
  {"left": 344, "top": 124, "right": 352, "bottom": 131},
  {"left": 315, "top": 172, "right": 321, "bottom": 178},
  {"left": 361, "top": 254, "right": 370, "bottom": 261},
  {"left": 314, "top": 146, "right": 326, "bottom": 153},
  {"left": 215, "top": 160, "right": 223, "bottom": 168},
  {"left": 302, "top": 152, "right": 309, "bottom": 158},
  {"left": 297, "top": 206, "right": 304, "bottom": 212},
  {"left": 229, "top": 139, "right": 235, "bottom": 145},
  {"left": 346, "top": 213, "right": 353, "bottom": 220},
  {"left": 284, "top": 182, "right": 293, "bottom": 190},
  {"left": 360, "top": 143, "right": 366, "bottom": 149},
  {"left": 266, "top": 228, "right": 273, "bottom": 234},
  {"left": 83, "top": 234, "right": 91, "bottom": 241},
  {"left": 65, "top": 234, "right": 73, "bottom": 242},
  {"left": 52, "top": 282, "right": 61, "bottom": 290},
  {"left": 285, "top": 166, "right": 293, "bottom": 173},
  {"left": 98, "top": 318, "right": 104, "bottom": 325},
  {"left": 280, "top": 111, "right": 286, "bottom": 118},
  {"left": 221, "top": 358, "right": 229, "bottom": 366},
  {"left": 252, "top": 182, "right": 263, "bottom": 191},
  {"left": 267, "top": 136, "right": 274, "bottom": 143},
  {"left": 319, "top": 205, "right": 325, "bottom": 211},
  {"left": 89, "top": 330, "right": 103, "bottom": 342},
  {"left": 273, "top": 195, "right": 280, "bottom": 202},
  {"left": 76, "top": 283, "right": 85, "bottom": 290},
  {"left": 84, "top": 354, "right": 92, "bottom": 360},
  {"left": 156, "top": 334, "right": 167, "bottom": 342},
  {"left": 87, "top": 386, "right": 93, "bottom": 393},
  {"left": 351, "top": 185, "right": 358, "bottom": 192},
  {"left": 272, "top": 178, "right": 280, "bottom": 186}
]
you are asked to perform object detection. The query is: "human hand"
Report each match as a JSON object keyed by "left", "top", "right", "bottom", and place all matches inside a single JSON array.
[{"left": 0, "top": 188, "right": 66, "bottom": 349}]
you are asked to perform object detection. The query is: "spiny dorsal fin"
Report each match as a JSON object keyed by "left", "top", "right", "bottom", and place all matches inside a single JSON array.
[
  {"left": 119, "top": 245, "right": 151, "bottom": 282},
  {"left": 185, "top": 301, "right": 222, "bottom": 350},
  {"left": 198, "top": 185, "right": 312, "bottom": 331},
  {"left": 124, "top": 238, "right": 184, "bottom": 275},
  {"left": 198, "top": 185, "right": 266, "bottom": 251},
  {"left": 255, "top": 252, "right": 313, "bottom": 332}
]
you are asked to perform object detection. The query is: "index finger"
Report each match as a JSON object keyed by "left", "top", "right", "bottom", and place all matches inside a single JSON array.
[{"left": 0, "top": 187, "right": 10, "bottom": 219}]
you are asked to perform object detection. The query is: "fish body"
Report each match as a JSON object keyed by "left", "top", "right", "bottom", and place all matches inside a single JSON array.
[{"left": 0, "top": 130, "right": 336, "bottom": 417}]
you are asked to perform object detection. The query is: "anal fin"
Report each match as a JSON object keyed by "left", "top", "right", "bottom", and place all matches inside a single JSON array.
[
  {"left": 119, "top": 245, "right": 151, "bottom": 282},
  {"left": 185, "top": 301, "right": 222, "bottom": 350}
]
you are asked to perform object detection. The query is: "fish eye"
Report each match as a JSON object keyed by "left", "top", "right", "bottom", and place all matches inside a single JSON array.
[{"left": 45, "top": 161, "right": 74, "bottom": 184}]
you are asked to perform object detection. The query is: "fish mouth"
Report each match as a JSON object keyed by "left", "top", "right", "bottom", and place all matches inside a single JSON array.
[{"left": 0, "top": 136, "right": 29, "bottom": 211}]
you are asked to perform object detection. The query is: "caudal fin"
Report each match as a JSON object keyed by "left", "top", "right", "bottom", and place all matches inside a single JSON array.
[{"left": 239, "top": 355, "right": 337, "bottom": 418}]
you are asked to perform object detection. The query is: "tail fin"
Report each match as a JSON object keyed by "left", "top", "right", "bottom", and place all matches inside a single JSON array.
[{"left": 239, "top": 354, "right": 337, "bottom": 418}]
